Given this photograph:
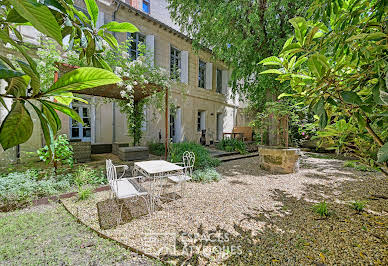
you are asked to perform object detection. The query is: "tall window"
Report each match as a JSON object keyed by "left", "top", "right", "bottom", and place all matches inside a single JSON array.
[
  {"left": 170, "top": 47, "right": 181, "bottom": 80},
  {"left": 70, "top": 104, "right": 91, "bottom": 141},
  {"left": 216, "top": 68, "right": 223, "bottom": 93},
  {"left": 128, "top": 32, "right": 145, "bottom": 60},
  {"left": 169, "top": 113, "right": 175, "bottom": 140},
  {"left": 198, "top": 60, "right": 206, "bottom": 88},
  {"left": 143, "top": 0, "right": 150, "bottom": 14},
  {"left": 197, "top": 111, "right": 205, "bottom": 132}
]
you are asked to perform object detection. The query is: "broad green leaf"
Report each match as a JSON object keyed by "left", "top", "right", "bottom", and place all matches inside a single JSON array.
[
  {"left": 289, "top": 17, "right": 308, "bottom": 44},
  {"left": 341, "top": 91, "right": 363, "bottom": 105},
  {"left": 17, "top": 60, "right": 40, "bottom": 95},
  {"left": 41, "top": 101, "right": 62, "bottom": 133},
  {"left": 366, "top": 32, "right": 386, "bottom": 41},
  {"left": 346, "top": 33, "right": 368, "bottom": 42},
  {"left": 8, "top": 0, "right": 62, "bottom": 45},
  {"left": 259, "top": 69, "right": 283, "bottom": 75},
  {"left": 28, "top": 101, "right": 54, "bottom": 147},
  {"left": 41, "top": 100, "right": 83, "bottom": 124},
  {"left": 45, "top": 67, "right": 121, "bottom": 95},
  {"left": 54, "top": 92, "right": 89, "bottom": 105},
  {"left": 6, "top": 75, "right": 30, "bottom": 97},
  {"left": 6, "top": 8, "right": 28, "bottom": 23},
  {"left": 281, "top": 43, "right": 302, "bottom": 55},
  {"left": 0, "top": 61, "right": 24, "bottom": 79},
  {"left": 0, "top": 101, "right": 33, "bottom": 150},
  {"left": 259, "top": 56, "right": 282, "bottom": 66},
  {"left": 102, "top": 32, "right": 118, "bottom": 48},
  {"left": 319, "top": 110, "right": 328, "bottom": 129},
  {"left": 84, "top": 0, "right": 99, "bottom": 27},
  {"left": 100, "top": 21, "right": 138, "bottom": 32},
  {"left": 307, "top": 55, "right": 323, "bottom": 78},
  {"left": 282, "top": 36, "right": 294, "bottom": 50},
  {"left": 377, "top": 142, "right": 388, "bottom": 163},
  {"left": 293, "top": 56, "right": 308, "bottom": 69}
]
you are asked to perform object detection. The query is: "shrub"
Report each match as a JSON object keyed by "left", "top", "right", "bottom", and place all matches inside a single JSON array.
[
  {"left": 77, "top": 187, "right": 92, "bottom": 201},
  {"left": 74, "top": 166, "right": 106, "bottom": 186},
  {"left": 168, "top": 142, "right": 220, "bottom": 170},
  {"left": 37, "top": 134, "right": 74, "bottom": 170},
  {"left": 0, "top": 170, "right": 73, "bottom": 207},
  {"left": 192, "top": 168, "right": 222, "bottom": 183},
  {"left": 350, "top": 200, "right": 366, "bottom": 213},
  {"left": 148, "top": 142, "right": 165, "bottom": 156},
  {"left": 312, "top": 201, "right": 329, "bottom": 217},
  {"left": 216, "top": 138, "right": 247, "bottom": 154}
]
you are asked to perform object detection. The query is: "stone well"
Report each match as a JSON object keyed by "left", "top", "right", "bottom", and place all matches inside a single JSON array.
[{"left": 258, "top": 146, "right": 301, "bottom": 174}]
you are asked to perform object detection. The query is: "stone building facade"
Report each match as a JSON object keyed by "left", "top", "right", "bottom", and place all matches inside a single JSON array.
[{"left": 0, "top": 0, "right": 249, "bottom": 162}]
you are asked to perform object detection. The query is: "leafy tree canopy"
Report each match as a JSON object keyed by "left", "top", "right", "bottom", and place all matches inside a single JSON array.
[
  {"left": 167, "top": 0, "right": 311, "bottom": 108},
  {"left": 260, "top": 0, "right": 388, "bottom": 173}
]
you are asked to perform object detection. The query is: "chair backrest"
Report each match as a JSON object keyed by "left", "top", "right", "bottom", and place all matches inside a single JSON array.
[
  {"left": 106, "top": 159, "right": 117, "bottom": 184},
  {"left": 182, "top": 151, "right": 195, "bottom": 176}
]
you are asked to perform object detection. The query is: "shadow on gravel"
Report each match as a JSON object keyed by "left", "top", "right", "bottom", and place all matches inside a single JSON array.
[{"left": 161, "top": 177, "right": 388, "bottom": 265}]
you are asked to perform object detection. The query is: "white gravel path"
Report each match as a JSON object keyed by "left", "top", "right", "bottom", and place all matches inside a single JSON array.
[{"left": 62, "top": 153, "right": 359, "bottom": 260}]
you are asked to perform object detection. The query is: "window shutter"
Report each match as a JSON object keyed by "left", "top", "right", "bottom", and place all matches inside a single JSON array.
[
  {"left": 145, "top": 35, "right": 155, "bottom": 66},
  {"left": 180, "top": 51, "right": 189, "bottom": 84},
  {"left": 205, "top": 63, "right": 213, "bottom": 90},
  {"left": 222, "top": 70, "right": 229, "bottom": 95},
  {"left": 96, "top": 12, "right": 104, "bottom": 28}
]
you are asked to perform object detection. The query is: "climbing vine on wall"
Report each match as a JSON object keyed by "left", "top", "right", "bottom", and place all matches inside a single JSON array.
[{"left": 37, "top": 38, "right": 179, "bottom": 146}]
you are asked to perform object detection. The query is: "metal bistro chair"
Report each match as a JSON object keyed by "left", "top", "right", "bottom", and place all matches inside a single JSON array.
[
  {"left": 105, "top": 159, "right": 150, "bottom": 225},
  {"left": 168, "top": 151, "right": 195, "bottom": 198}
]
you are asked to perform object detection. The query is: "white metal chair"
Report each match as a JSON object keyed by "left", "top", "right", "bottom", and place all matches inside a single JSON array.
[
  {"left": 106, "top": 159, "right": 150, "bottom": 225},
  {"left": 168, "top": 151, "right": 195, "bottom": 198}
]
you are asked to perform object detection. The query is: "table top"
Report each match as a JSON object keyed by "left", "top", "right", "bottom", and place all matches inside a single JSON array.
[{"left": 134, "top": 160, "right": 183, "bottom": 175}]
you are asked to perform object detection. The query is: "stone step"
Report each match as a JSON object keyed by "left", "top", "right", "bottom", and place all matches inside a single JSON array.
[{"left": 219, "top": 152, "right": 260, "bottom": 162}]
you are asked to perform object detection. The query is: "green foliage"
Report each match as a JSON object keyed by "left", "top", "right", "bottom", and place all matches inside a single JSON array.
[
  {"left": 0, "top": 170, "right": 73, "bottom": 207},
  {"left": 192, "top": 168, "right": 222, "bottom": 183},
  {"left": 216, "top": 138, "right": 247, "bottom": 154},
  {"left": 343, "top": 161, "right": 376, "bottom": 172},
  {"left": 249, "top": 99, "right": 318, "bottom": 147},
  {"left": 37, "top": 134, "right": 74, "bottom": 168},
  {"left": 312, "top": 201, "right": 329, "bottom": 217},
  {"left": 167, "top": 0, "right": 311, "bottom": 109},
  {"left": 0, "top": 165, "right": 105, "bottom": 209},
  {"left": 350, "top": 200, "right": 366, "bottom": 213},
  {"left": 260, "top": 0, "right": 388, "bottom": 173},
  {"left": 0, "top": 0, "right": 139, "bottom": 151},
  {"left": 74, "top": 166, "right": 106, "bottom": 186},
  {"left": 148, "top": 142, "right": 165, "bottom": 156},
  {"left": 169, "top": 142, "right": 220, "bottom": 170},
  {"left": 77, "top": 187, "right": 92, "bottom": 201}
]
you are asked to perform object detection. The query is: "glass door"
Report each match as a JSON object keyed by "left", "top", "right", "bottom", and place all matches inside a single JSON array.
[{"left": 70, "top": 105, "right": 91, "bottom": 141}]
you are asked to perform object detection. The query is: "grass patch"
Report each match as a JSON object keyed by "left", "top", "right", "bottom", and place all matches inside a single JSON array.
[{"left": 0, "top": 205, "right": 151, "bottom": 265}]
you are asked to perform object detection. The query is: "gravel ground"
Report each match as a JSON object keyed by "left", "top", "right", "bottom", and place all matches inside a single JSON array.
[{"left": 62, "top": 152, "right": 387, "bottom": 265}]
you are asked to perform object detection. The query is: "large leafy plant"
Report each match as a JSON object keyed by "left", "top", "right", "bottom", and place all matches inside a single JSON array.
[
  {"left": 0, "top": 0, "right": 138, "bottom": 153},
  {"left": 259, "top": 0, "right": 388, "bottom": 173}
]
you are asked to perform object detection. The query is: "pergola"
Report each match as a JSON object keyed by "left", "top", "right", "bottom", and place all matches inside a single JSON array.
[{"left": 54, "top": 63, "right": 169, "bottom": 158}]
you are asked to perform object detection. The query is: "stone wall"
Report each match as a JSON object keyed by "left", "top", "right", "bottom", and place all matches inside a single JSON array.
[{"left": 258, "top": 147, "right": 301, "bottom": 174}]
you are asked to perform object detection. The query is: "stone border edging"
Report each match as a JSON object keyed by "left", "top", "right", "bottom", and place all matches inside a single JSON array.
[
  {"left": 60, "top": 199, "right": 161, "bottom": 263},
  {"left": 30, "top": 185, "right": 111, "bottom": 206}
]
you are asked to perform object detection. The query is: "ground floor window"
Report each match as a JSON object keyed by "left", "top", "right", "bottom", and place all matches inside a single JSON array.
[
  {"left": 197, "top": 111, "right": 206, "bottom": 132},
  {"left": 70, "top": 104, "right": 91, "bottom": 141}
]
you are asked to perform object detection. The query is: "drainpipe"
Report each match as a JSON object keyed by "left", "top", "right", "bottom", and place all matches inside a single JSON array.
[{"left": 111, "top": 2, "right": 121, "bottom": 144}]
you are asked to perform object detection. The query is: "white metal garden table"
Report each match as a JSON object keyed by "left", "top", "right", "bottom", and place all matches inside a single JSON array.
[{"left": 132, "top": 160, "right": 184, "bottom": 214}]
